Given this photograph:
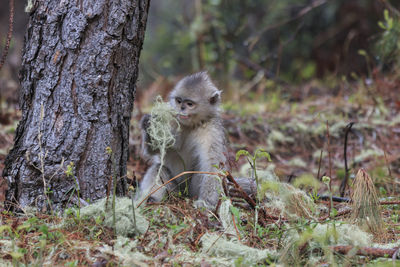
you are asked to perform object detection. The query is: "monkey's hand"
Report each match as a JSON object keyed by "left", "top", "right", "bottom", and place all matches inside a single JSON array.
[
  {"left": 140, "top": 114, "right": 160, "bottom": 156},
  {"left": 140, "top": 114, "right": 151, "bottom": 131}
]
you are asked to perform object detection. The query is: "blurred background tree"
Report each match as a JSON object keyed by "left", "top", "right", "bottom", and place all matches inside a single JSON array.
[{"left": 138, "top": 0, "right": 399, "bottom": 91}]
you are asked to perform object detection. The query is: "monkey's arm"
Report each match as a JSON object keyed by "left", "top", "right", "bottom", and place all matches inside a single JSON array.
[
  {"left": 140, "top": 114, "right": 158, "bottom": 160},
  {"left": 191, "top": 121, "right": 227, "bottom": 209}
]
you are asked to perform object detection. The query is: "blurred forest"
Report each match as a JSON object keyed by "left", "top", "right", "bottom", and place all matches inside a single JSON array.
[
  {"left": 139, "top": 0, "right": 399, "bottom": 88},
  {"left": 1, "top": 0, "right": 400, "bottom": 103}
]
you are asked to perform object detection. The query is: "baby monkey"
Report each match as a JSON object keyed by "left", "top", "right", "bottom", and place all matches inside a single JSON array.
[{"left": 138, "top": 72, "right": 226, "bottom": 209}]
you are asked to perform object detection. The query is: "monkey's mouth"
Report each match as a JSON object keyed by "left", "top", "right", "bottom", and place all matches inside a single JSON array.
[{"left": 179, "top": 114, "right": 190, "bottom": 120}]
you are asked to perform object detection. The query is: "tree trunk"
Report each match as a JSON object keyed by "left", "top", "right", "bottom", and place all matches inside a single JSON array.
[{"left": 2, "top": 0, "right": 150, "bottom": 211}]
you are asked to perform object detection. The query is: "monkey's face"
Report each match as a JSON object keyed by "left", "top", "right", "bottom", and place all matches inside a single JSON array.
[
  {"left": 169, "top": 72, "right": 222, "bottom": 127},
  {"left": 170, "top": 92, "right": 220, "bottom": 127},
  {"left": 173, "top": 96, "right": 199, "bottom": 126}
]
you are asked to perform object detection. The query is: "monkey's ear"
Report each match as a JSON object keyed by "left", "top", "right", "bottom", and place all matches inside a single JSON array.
[{"left": 209, "top": 91, "right": 221, "bottom": 105}]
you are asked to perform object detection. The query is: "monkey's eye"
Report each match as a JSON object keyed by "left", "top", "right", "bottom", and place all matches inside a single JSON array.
[
  {"left": 186, "top": 101, "right": 196, "bottom": 109},
  {"left": 175, "top": 97, "right": 182, "bottom": 104}
]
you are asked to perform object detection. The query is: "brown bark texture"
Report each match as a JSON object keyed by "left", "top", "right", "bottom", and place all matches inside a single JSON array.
[{"left": 2, "top": 0, "right": 149, "bottom": 210}]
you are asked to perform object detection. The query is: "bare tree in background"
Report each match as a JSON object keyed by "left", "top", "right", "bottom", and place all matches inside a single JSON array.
[{"left": 2, "top": 0, "right": 150, "bottom": 210}]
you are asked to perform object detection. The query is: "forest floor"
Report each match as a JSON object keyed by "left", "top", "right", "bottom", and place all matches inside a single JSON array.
[{"left": 0, "top": 72, "right": 400, "bottom": 266}]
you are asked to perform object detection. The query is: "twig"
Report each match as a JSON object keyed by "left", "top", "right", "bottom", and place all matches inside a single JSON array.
[
  {"left": 222, "top": 177, "right": 229, "bottom": 196},
  {"left": 225, "top": 172, "right": 257, "bottom": 209},
  {"left": 194, "top": 231, "right": 205, "bottom": 247},
  {"left": 326, "top": 120, "right": 332, "bottom": 179},
  {"left": 130, "top": 186, "right": 137, "bottom": 234},
  {"left": 326, "top": 120, "right": 332, "bottom": 216},
  {"left": 136, "top": 171, "right": 220, "bottom": 208},
  {"left": 214, "top": 198, "right": 221, "bottom": 216},
  {"left": 317, "top": 149, "right": 323, "bottom": 180},
  {"left": 330, "top": 245, "right": 399, "bottom": 259},
  {"left": 380, "top": 200, "right": 400, "bottom": 205},
  {"left": 231, "top": 212, "right": 241, "bottom": 241},
  {"left": 319, "top": 209, "right": 351, "bottom": 222},
  {"left": 205, "top": 230, "right": 226, "bottom": 254},
  {"left": 340, "top": 122, "right": 355, "bottom": 197},
  {"left": 0, "top": 0, "right": 14, "bottom": 71},
  {"left": 140, "top": 224, "right": 151, "bottom": 247},
  {"left": 105, "top": 174, "right": 112, "bottom": 210}
]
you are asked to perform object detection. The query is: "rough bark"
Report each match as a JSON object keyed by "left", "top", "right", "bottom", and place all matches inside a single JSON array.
[{"left": 2, "top": 0, "right": 150, "bottom": 210}]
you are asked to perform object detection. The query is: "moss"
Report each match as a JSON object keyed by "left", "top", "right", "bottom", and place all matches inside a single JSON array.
[
  {"left": 201, "top": 233, "right": 278, "bottom": 265},
  {"left": 281, "top": 223, "right": 372, "bottom": 265},
  {"left": 80, "top": 197, "right": 149, "bottom": 236},
  {"left": 293, "top": 173, "right": 321, "bottom": 192}
]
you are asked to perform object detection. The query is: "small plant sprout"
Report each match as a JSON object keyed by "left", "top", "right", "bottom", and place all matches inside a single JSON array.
[
  {"left": 129, "top": 185, "right": 137, "bottom": 234},
  {"left": 236, "top": 148, "right": 271, "bottom": 235},
  {"left": 322, "top": 176, "right": 336, "bottom": 218},
  {"left": 106, "top": 146, "right": 117, "bottom": 236},
  {"left": 65, "top": 162, "right": 74, "bottom": 177},
  {"left": 65, "top": 162, "right": 81, "bottom": 221}
]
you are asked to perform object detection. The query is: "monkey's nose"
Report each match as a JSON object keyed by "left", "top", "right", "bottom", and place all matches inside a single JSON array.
[{"left": 181, "top": 106, "right": 185, "bottom": 111}]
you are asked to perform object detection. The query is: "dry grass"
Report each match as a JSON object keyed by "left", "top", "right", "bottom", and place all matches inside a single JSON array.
[{"left": 351, "top": 168, "right": 384, "bottom": 235}]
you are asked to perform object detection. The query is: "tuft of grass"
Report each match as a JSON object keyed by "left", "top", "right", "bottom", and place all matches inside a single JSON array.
[{"left": 350, "top": 169, "right": 383, "bottom": 235}]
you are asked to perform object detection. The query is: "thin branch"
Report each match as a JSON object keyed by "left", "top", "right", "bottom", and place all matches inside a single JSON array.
[
  {"left": 340, "top": 122, "right": 355, "bottom": 197},
  {"left": 317, "top": 149, "right": 323, "bottom": 180},
  {"left": 330, "top": 245, "right": 398, "bottom": 259},
  {"left": 231, "top": 212, "right": 241, "bottom": 241},
  {"left": 326, "top": 120, "right": 332, "bottom": 216},
  {"left": 136, "top": 171, "right": 220, "bottom": 208},
  {"left": 326, "top": 120, "right": 332, "bottom": 179},
  {"left": 0, "top": 0, "right": 14, "bottom": 71},
  {"left": 319, "top": 209, "right": 351, "bottom": 222}
]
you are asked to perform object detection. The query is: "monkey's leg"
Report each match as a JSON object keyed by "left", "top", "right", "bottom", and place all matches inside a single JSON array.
[
  {"left": 138, "top": 164, "right": 173, "bottom": 203},
  {"left": 191, "top": 173, "right": 222, "bottom": 209}
]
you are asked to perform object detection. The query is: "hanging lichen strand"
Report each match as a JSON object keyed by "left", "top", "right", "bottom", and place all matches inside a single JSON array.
[{"left": 147, "top": 96, "right": 180, "bottom": 179}]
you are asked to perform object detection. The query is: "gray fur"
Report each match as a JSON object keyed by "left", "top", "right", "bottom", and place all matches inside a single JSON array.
[{"left": 138, "top": 72, "right": 226, "bottom": 209}]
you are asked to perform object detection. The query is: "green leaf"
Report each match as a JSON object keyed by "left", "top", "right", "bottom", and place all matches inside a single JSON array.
[
  {"left": 330, "top": 207, "right": 338, "bottom": 217},
  {"left": 358, "top": 49, "right": 367, "bottom": 57},
  {"left": 235, "top": 150, "right": 250, "bottom": 161},
  {"left": 16, "top": 223, "right": 31, "bottom": 232},
  {"left": 384, "top": 9, "right": 389, "bottom": 21},
  {"left": 0, "top": 225, "right": 12, "bottom": 234},
  {"left": 378, "top": 21, "right": 386, "bottom": 30},
  {"left": 388, "top": 17, "right": 393, "bottom": 29},
  {"left": 39, "top": 225, "right": 49, "bottom": 236},
  {"left": 230, "top": 205, "right": 241, "bottom": 218},
  {"left": 10, "top": 251, "right": 24, "bottom": 260},
  {"left": 322, "top": 176, "right": 331, "bottom": 185},
  {"left": 254, "top": 149, "right": 272, "bottom": 161}
]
